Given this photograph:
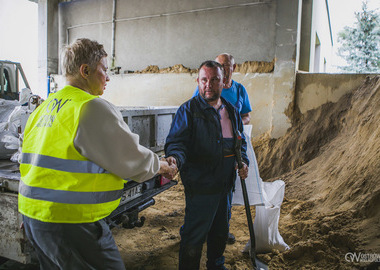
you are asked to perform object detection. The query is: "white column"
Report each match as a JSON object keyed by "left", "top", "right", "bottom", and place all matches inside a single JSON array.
[{"left": 38, "top": 0, "right": 59, "bottom": 98}]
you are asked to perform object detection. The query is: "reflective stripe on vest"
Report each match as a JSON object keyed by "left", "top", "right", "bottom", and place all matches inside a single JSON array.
[
  {"left": 20, "top": 152, "right": 123, "bottom": 204},
  {"left": 19, "top": 179, "right": 123, "bottom": 204},
  {"left": 21, "top": 152, "right": 108, "bottom": 174}
]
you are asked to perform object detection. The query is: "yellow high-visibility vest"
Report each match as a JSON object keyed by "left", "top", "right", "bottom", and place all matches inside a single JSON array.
[{"left": 19, "top": 85, "right": 124, "bottom": 223}]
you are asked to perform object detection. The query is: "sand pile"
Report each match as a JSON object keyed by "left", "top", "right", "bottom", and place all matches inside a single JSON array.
[
  {"left": 113, "top": 75, "right": 380, "bottom": 269},
  {"left": 128, "top": 60, "right": 275, "bottom": 75},
  {"left": 253, "top": 75, "right": 380, "bottom": 269},
  {"left": 133, "top": 64, "right": 197, "bottom": 74},
  {"left": 234, "top": 59, "right": 275, "bottom": 73}
]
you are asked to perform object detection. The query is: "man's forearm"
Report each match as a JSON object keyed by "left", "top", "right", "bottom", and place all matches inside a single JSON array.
[
  {"left": 241, "top": 113, "right": 251, "bottom": 125},
  {"left": 74, "top": 98, "right": 160, "bottom": 182}
]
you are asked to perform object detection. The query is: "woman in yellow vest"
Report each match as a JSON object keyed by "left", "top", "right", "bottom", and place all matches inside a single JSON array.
[{"left": 19, "top": 38, "right": 177, "bottom": 270}]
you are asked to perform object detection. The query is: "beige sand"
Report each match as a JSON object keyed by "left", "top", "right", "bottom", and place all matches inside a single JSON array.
[
  {"left": 130, "top": 60, "right": 275, "bottom": 75},
  {"left": 113, "top": 75, "right": 380, "bottom": 269}
]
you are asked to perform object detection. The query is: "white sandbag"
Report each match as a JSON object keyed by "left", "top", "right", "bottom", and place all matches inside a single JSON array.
[
  {"left": 243, "top": 180, "right": 290, "bottom": 253},
  {"left": 0, "top": 131, "right": 17, "bottom": 159},
  {"left": 10, "top": 133, "right": 23, "bottom": 163},
  {"left": 232, "top": 125, "right": 265, "bottom": 206},
  {"left": 7, "top": 106, "right": 28, "bottom": 133},
  {"left": 0, "top": 122, "right": 7, "bottom": 133},
  {"left": 19, "top": 88, "right": 33, "bottom": 105},
  {"left": 0, "top": 101, "right": 27, "bottom": 160},
  {"left": 234, "top": 126, "right": 289, "bottom": 254},
  {"left": 10, "top": 149, "right": 21, "bottom": 163},
  {"left": 0, "top": 99, "right": 19, "bottom": 123},
  {"left": 1, "top": 134, "right": 19, "bottom": 150}
]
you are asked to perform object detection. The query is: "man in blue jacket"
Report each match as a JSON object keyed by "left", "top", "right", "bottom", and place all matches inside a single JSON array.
[
  {"left": 165, "top": 60, "right": 249, "bottom": 270},
  {"left": 193, "top": 53, "right": 252, "bottom": 244}
]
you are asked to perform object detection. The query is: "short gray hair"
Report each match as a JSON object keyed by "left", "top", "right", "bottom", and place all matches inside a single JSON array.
[{"left": 62, "top": 38, "right": 107, "bottom": 77}]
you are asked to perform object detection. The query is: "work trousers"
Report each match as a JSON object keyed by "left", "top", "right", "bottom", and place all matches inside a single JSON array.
[
  {"left": 227, "top": 189, "right": 233, "bottom": 225},
  {"left": 179, "top": 151, "right": 235, "bottom": 270},
  {"left": 23, "top": 215, "right": 125, "bottom": 270},
  {"left": 179, "top": 191, "right": 229, "bottom": 270}
]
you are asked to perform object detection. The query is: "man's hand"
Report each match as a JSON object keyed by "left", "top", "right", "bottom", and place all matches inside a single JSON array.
[
  {"left": 165, "top": 156, "right": 177, "bottom": 167},
  {"left": 159, "top": 157, "right": 178, "bottom": 180},
  {"left": 236, "top": 162, "right": 248, "bottom": 180}
]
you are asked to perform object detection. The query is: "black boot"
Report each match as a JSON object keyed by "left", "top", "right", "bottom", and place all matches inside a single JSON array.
[
  {"left": 226, "top": 232, "right": 236, "bottom": 245},
  {"left": 206, "top": 255, "right": 228, "bottom": 270}
]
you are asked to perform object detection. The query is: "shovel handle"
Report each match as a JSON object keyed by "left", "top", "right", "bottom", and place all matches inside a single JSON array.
[
  {"left": 235, "top": 132, "right": 257, "bottom": 268},
  {"left": 235, "top": 134, "right": 244, "bottom": 170}
]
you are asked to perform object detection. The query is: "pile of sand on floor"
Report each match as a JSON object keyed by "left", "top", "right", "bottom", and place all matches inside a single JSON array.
[
  {"left": 252, "top": 75, "right": 380, "bottom": 269},
  {"left": 112, "top": 76, "right": 379, "bottom": 270}
]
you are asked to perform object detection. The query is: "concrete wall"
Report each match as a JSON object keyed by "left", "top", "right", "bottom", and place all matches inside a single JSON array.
[
  {"left": 52, "top": 73, "right": 373, "bottom": 140},
  {"left": 53, "top": 0, "right": 300, "bottom": 139},
  {"left": 37, "top": 0, "right": 373, "bottom": 143},
  {"left": 59, "top": 0, "right": 276, "bottom": 71},
  {"left": 45, "top": 1, "right": 373, "bottom": 142},
  {"left": 271, "top": 0, "right": 299, "bottom": 138},
  {"left": 51, "top": 72, "right": 274, "bottom": 138},
  {"left": 296, "top": 73, "right": 373, "bottom": 114}
]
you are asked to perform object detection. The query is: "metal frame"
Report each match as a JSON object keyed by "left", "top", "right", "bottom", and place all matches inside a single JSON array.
[{"left": 0, "top": 60, "right": 31, "bottom": 96}]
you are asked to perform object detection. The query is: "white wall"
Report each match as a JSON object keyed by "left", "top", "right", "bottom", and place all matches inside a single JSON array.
[{"left": 309, "top": 0, "right": 333, "bottom": 72}]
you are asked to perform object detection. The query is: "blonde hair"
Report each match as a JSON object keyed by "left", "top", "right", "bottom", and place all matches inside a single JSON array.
[{"left": 62, "top": 38, "right": 107, "bottom": 77}]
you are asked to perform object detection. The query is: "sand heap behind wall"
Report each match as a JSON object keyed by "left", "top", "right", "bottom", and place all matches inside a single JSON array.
[
  {"left": 234, "top": 59, "right": 275, "bottom": 73},
  {"left": 130, "top": 60, "right": 275, "bottom": 74}
]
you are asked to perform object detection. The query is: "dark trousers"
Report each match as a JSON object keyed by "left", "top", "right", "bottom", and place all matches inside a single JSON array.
[
  {"left": 23, "top": 215, "right": 125, "bottom": 270},
  {"left": 226, "top": 189, "right": 233, "bottom": 225},
  {"left": 179, "top": 191, "right": 230, "bottom": 270}
]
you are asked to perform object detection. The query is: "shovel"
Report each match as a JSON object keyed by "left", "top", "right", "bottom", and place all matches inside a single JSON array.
[{"left": 235, "top": 132, "right": 268, "bottom": 270}]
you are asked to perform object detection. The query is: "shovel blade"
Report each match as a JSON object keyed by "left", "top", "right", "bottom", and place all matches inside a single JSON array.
[
  {"left": 249, "top": 249, "right": 269, "bottom": 270},
  {"left": 254, "top": 257, "right": 269, "bottom": 270}
]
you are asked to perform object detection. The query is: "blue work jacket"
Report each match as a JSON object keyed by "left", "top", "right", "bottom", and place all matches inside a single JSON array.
[{"left": 165, "top": 95, "right": 249, "bottom": 195}]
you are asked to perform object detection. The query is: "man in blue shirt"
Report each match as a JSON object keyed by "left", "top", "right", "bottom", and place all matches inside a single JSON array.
[{"left": 193, "top": 53, "right": 252, "bottom": 244}]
